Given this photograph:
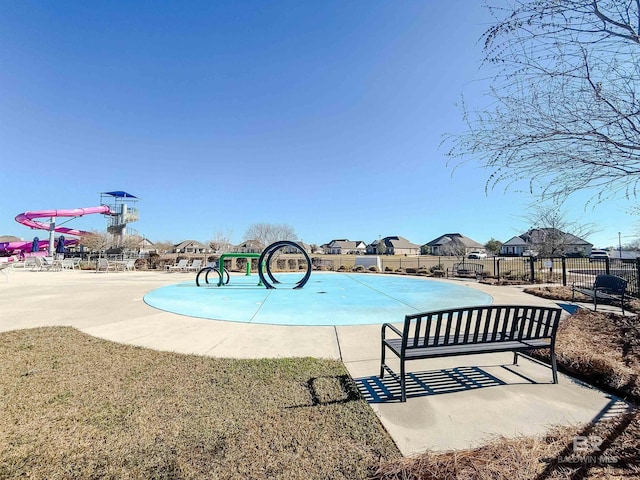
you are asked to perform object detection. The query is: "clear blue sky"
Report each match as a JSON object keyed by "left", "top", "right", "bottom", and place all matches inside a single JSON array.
[{"left": 0, "top": 1, "right": 636, "bottom": 249}]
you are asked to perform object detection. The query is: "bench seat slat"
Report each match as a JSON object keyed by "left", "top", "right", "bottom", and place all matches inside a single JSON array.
[{"left": 384, "top": 338, "right": 551, "bottom": 359}]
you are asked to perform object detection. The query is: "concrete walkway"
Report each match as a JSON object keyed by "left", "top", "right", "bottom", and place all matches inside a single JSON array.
[{"left": 1, "top": 267, "right": 630, "bottom": 456}]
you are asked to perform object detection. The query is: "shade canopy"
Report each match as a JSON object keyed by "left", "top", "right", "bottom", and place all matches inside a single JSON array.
[{"left": 101, "top": 191, "right": 138, "bottom": 198}]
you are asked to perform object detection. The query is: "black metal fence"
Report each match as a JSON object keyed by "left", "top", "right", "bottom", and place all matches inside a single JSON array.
[{"left": 493, "top": 257, "right": 640, "bottom": 297}]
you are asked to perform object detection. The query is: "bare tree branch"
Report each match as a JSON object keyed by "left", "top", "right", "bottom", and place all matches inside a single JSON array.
[{"left": 444, "top": 0, "right": 640, "bottom": 204}]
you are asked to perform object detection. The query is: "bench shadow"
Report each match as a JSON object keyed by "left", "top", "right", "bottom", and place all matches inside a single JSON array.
[{"left": 355, "top": 365, "right": 541, "bottom": 403}]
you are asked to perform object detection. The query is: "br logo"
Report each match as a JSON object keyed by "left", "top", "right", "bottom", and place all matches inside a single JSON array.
[{"left": 573, "top": 435, "right": 603, "bottom": 452}]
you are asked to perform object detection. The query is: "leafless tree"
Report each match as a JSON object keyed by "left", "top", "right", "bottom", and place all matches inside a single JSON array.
[
  {"left": 209, "top": 229, "right": 233, "bottom": 253},
  {"left": 439, "top": 237, "right": 467, "bottom": 261},
  {"left": 152, "top": 241, "right": 174, "bottom": 255},
  {"left": 445, "top": 0, "right": 640, "bottom": 204},
  {"left": 78, "top": 231, "right": 113, "bottom": 254},
  {"left": 521, "top": 205, "right": 597, "bottom": 256},
  {"left": 244, "top": 223, "right": 298, "bottom": 247}
]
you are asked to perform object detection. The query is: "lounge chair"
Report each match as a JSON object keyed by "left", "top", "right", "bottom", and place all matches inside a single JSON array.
[
  {"left": 0, "top": 262, "right": 12, "bottom": 282},
  {"left": 96, "top": 258, "right": 117, "bottom": 272},
  {"left": 32, "top": 256, "right": 61, "bottom": 272},
  {"left": 187, "top": 259, "right": 203, "bottom": 271},
  {"left": 122, "top": 259, "right": 137, "bottom": 271},
  {"left": 167, "top": 259, "right": 189, "bottom": 272},
  {"left": 62, "top": 258, "right": 81, "bottom": 270}
]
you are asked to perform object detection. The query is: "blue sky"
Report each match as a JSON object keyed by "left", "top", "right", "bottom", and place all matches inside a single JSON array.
[{"left": 0, "top": 1, "right": 636, "bottom": 249}]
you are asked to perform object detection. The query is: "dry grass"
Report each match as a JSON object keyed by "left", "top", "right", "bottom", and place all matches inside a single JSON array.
[
  {"left": 375, "top": 412, "right": 640, "bottom": 479},
  {"left": 0, "top": 327, "right": 399, "bottom": 479}
]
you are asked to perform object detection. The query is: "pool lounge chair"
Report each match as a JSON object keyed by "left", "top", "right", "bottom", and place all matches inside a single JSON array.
[
  {"left": 0, "top": 262, "right": 12, "bottom": 282},
  {"left": 96, "top": 258, "right": 117, "bottom": 272},
  {"left": 122, "top": 259, "right": 137, "bottom": 271},
  {"left": 62, "top": 258, "right": 81, "bottom": 270},
  {"left": 167, "top": 259, "right": 189, "bottom": 272},
  {"left": 187, "top": 259, "right": 203, "bottom": 271}
]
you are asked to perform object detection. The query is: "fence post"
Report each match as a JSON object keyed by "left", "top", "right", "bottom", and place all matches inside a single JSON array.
[
  {"left": 561, "top": 257, "right": 567, "bottom": 286},
  {"left": 528, "top": 257, "right": 535, "bottom": 283},
  {"left": 636, "top": 258, "right": 640, "bottom": 297},
  {"left": 496, "top": 258, "right": 501, "bottom": 280},
  {"left": 605, "top": 257, "right": 610, "bottom": 275}
]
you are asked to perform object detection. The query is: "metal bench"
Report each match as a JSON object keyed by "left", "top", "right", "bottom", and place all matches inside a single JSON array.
[
  {"left": 572, "top": 274, "right": 627, "bottom": 315},
  {"left": 452, "top": 262, "right": 484, "bottom": 277},
  {"left": 380, "top": 305, "right": 562, "bottom": 401}
]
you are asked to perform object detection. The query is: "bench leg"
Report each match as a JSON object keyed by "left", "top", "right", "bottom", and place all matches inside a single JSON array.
[
  {"left": 400, "top": 360, "right": 406, "bottom": 402},
  {"left": 551, "top": 346, "right": 558, "bottom": 384},
  {"left": 380, "top": 344, "right": 386, "bottom": 379}
]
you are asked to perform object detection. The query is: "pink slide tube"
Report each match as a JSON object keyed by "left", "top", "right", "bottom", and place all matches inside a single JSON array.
[{"left": 1, "top": 205, "right": 111, "bottom": 253}]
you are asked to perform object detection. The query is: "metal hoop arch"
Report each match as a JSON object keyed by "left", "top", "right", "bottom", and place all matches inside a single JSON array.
[
  {"left": 258, "top": 240, "right": 312, "bottom": 289},
  {"left": 195, "top": 267, "right": 229, "bottom": 287}
]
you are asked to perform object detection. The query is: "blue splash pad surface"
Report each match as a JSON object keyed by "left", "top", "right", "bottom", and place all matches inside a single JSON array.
[{"left": 143, "top": 273, "right": 493, "bottom": 326}]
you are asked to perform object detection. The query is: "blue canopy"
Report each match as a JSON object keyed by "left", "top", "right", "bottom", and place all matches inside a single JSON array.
[{"left": 102, "top": 191, "right": 138, "bottom": 198}]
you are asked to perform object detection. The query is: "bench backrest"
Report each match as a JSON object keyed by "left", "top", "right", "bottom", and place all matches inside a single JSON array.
[
  {"left": 594, "top": 274, "right": 627, "bottom": 294},
  {"left": 401, "top": 305, "right": 561, "bottom": 350},
  {"left": 453, "top": 263, "right": 484, "bottom": 272}
]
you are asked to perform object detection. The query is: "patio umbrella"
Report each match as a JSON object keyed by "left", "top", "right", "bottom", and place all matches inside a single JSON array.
[
  {"left": 56, "top": 236, "right": 66, "bottom": 254},
  {"left": 31, "top": 237, "right": 39, "bottom": 253}
]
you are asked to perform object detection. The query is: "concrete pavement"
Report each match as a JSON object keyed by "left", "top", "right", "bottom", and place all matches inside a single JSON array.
[{"left": 0, "top": 267, "right": 630, "bottom": 456}]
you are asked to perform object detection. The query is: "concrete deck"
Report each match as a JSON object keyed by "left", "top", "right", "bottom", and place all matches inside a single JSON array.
[{"left": 0, "top": 267, "right": 631, "bottom": 456}]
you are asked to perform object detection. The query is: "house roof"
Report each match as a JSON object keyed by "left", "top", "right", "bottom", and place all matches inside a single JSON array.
[
  {"left": 521, "top": 228, "right": 592, "bottom": 246},
  {"left": 425, "top": 233, "right": 484, "bottom": 249},
  {"left": 502, "top": 236, "right": 528, "bottom": 246},
  {"left": 328, "top": 239, "right": 365, "bottom": 249},
  {"left": 235, "top": 239, "right": 264, "bottom": 249},
  {"left": 174, "top": 240, "right": 207, "bottom": 250},
  {"left": 382, "top": 236, "right": 420, "bottom": 249}
]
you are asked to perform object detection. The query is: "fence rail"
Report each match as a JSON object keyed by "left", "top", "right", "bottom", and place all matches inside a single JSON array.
[{"left": 311, "top": 255, "right": 640, "bottom": 298}]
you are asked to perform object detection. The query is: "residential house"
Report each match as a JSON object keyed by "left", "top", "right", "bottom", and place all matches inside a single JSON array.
[
  {"left": 174, "top": 240, "right": 208, "bottom": 254},
  {"left": 424, "top": 233, "right": 485, "bottom": 256},
  {"left": 137, "top": 237, "right": 155, "bottom": 254},
  {"left": 368, "top": 236, "right": 420, "bottom": 255},
  {"left": 233, "top": 239, "right": 264, "bottom": 253},
  {"left": 322, "top": 239, "right": 367, "bottom": 255},
  {"left": 500, "top": 228, "right": 593, "bottom": 257}
]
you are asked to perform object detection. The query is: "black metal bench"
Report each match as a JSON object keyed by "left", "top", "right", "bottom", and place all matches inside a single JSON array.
[
  {"left": 452, "top": 262, "right": 484, "bottom": 277},
  {"left": 380, "top": 305, "right": 562, "bottom": 401},
  {"left": 572, "top": 274, "right": 627, "bottom": 314}
]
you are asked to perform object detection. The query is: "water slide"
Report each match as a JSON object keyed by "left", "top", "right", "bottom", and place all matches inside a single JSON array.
[{"left": 1, "top": 205, "right": 111, "bottom": 254}]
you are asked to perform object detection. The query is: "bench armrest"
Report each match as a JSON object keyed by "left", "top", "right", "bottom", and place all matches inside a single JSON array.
[{"left": 381, "top": 322, "right": 403, "bottom": 339}]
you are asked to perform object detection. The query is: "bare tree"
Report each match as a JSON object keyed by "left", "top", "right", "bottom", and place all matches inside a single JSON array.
[
  {"left": 439, "top": 237, "right": 467, "bottom": 261},
  {"left": 521, "top": 205, "right": 597, "bottom": 256},
  {"left": 445, "top": 0, "right": 640, "bottom": 204},
  {"left": 120, "top": 234, "right": 144, "bottom": 253},
  {"left": 244, "top": 223, "right": 297, "bottom": 246},
  {"left": 78, "top": 231, "right": 113, "bottom": 254},
  {"left": 152, "top": 241, "right": 174, "bottom": 255},
  {"left": 209, "top": 229, "right": 233, "bottom": 253}
]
